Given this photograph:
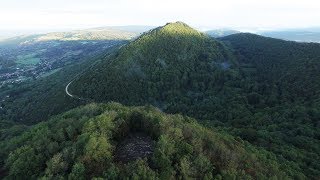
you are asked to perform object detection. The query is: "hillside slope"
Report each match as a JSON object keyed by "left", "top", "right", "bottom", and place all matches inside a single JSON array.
[
  {"left": 70, "top": 22, "right": 241, "bottom": 119},
  {"left": 220, "top": 33, "right": 320, "bottom": 178}
]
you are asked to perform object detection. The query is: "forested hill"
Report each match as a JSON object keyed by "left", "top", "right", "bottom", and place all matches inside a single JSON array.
[
  {"left": 0, "top": 103, "right": 299, "bottom": 179},
  {"left": 69, "top": 21, "right": 238, "bottom": 117}
]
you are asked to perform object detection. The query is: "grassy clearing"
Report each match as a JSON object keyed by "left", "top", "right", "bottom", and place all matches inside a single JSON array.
[{"left": 16, "top": 53, "right": 40, "bottom": 65}]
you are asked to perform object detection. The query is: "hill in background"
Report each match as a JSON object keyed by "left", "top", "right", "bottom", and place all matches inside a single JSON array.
[
  {"left": 259, "top": 28, "right": 320, "bottom": 43},
  {"left": 205, "top": 28, "right": 320, "bottom": 43},
  {"left": 70, "top": 21, "right": 237, "bottom": 115},
  {"left": 0, "top": 27, "right": 142, "bottom": 46},
  {"left": 205, "top": 29, "right": 240, "bottom": 38}
]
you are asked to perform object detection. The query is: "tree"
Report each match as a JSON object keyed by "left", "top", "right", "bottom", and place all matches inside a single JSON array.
[{"left": 68, "top": 163, "right": 85, "bottom": 180}]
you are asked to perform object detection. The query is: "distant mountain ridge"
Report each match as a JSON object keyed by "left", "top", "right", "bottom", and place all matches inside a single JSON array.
[
  {"left": 261, "top": 30, "right": 320, "bottom": 43},
  {"left": 0, "top": 27, "right": 139, "bottom": 46},
  {"left": 205, "top": 28, "right": 320, "bottom": 42},
  {"left": 205, "top": 29, "right": 240, "bottom": 37}
]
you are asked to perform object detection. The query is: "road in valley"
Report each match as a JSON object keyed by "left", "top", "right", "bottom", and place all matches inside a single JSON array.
[{"left": 65, "top": 43, "right": 125, "bottom": 100}]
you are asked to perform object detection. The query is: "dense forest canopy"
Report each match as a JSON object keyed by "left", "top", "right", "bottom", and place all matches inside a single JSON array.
[{"left": 0, "top": 103, "right": 302, "bottom": 179}]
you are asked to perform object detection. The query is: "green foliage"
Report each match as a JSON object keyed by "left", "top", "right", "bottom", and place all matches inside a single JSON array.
[
  {"left": 6, "top": 145, "right": 42, "bottom": 178},
  {"left": 0, "top": 102, "right": 294, "bottom": 179},
  {"left": 68, "top": 163, "right": 85, "bottom": 180},
  {"left": 220, "top": 33, "right": 320, "bottom": 179},
  {"left": 44, "top": 153, "right": 68, "bottom": 176}
]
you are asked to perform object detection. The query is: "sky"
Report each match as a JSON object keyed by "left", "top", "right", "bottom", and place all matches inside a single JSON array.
[{"left": 0, "top": 0, "right": 320, "bottom": 36}]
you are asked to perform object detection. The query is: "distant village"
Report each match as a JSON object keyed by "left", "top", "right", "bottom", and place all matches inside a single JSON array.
[
  {"left": 0, "top": 40, "right": 119, "bottom": 88},
  {"left": 0, "top": 60, "right": 55, "bottom": 87}
]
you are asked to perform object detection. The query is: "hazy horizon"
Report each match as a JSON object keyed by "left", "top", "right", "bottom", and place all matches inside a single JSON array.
[
  {"left": 2, "top": 25, "right": 320, "bottom": 40},
  {"left": 1, "top": 0, "right": 320, "bottom": 38}
]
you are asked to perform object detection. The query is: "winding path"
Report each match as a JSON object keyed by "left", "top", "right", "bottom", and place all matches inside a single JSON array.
[
  {"left": 65, "top": 80, "right": 83, "bottom": 100},
  {"left": 65, "top": 81, "right": 73, "bottom": 97},
  {"left": 65, "top": 43, "right": 126, "bottom": 100}
]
